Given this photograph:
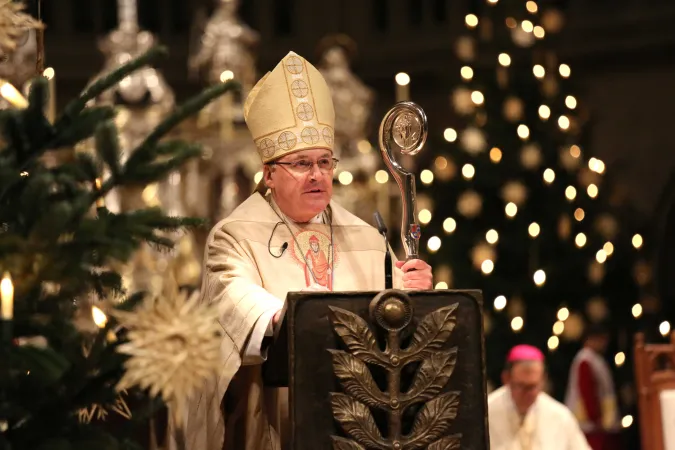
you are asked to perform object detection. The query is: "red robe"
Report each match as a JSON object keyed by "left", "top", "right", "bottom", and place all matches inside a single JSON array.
[{"left": 566, "top": 349, "right": 622, "bottom": 450}]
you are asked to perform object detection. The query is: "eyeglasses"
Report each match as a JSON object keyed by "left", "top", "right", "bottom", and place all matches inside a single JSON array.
[{"left": 269, "top": 157, "right": 339, "bottom": 174}]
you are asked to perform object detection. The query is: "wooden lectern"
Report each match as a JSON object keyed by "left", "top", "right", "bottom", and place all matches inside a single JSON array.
[
  {"left": 262, "top": 288, "right": 489, "bottom": 450},
  {"left": 634, "top": 332, "right": 675, "bottom": 450}
]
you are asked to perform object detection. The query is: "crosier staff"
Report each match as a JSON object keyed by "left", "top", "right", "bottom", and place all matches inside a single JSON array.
[{"left": 378, "top": 101, "right": 428, "bottom": 260}]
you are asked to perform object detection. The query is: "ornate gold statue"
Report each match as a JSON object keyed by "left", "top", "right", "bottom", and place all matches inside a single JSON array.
[
  {"left": 188, "top": 0, "right": 259, "bottom": 121},
  {"left": 318, "top": 35, "right": 375, "bottom": 160},
  {"left": 0, "top": 28, "right": 36, "bottom": 110},
  {"left": 86, "top": 0, "right": 201, "bottom": 293}
]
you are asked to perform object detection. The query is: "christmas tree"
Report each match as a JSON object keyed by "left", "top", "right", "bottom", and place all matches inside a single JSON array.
[
  {"left": 0, "top": 46, "right": 235, "bottom": 449},
  {"left": 418, "top": 0, "right": 645, "bottom": 405}
]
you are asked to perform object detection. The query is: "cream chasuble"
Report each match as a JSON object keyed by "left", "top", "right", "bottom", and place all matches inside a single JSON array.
[
  {"left": 487, "top": 386, "right": 591, "bottom": 450},
  {"left": 178, "top": 192, "right": 404, "bottom": 450}
]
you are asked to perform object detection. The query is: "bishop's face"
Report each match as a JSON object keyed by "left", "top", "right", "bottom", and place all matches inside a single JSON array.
[
  {"left": 264, "top": 149, "right": 335, "bottom": 223},
  {"left": 504, "top": 361, "right": 544, "bottom": 415}
]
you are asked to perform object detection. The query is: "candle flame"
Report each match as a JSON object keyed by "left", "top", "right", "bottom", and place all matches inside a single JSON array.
[
  {"left": 0, "top": 80, "right": 28, "bottom": 109},
  {"left": 92, "top": 306, "right": 108, "bottom": 328}
]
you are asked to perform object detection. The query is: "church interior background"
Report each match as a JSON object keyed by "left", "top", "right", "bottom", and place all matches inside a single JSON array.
[{"left": 2, "top": 0, "right": 675, "bottom": 448}]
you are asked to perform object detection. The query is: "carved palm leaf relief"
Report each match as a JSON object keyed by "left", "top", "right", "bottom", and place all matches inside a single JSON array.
[
  {"left": 402, "top": 347, "right": 458, "bottom": 406},
  {"left": 427, "top": 435, "right": 462, "bottom": 450},
  {"left": 330, "top": 393, "right": 388, "bottom": 450},
  {"left": 405, "top": 391, "right": 461, "bottom": 449},
  {"left": 328, "top": 305, "right": 386, "bottom": 365},
  {"left": 328, "top": 297, "right": 461, "bottom": 449},
  {"left": 404, "top": 304, "right": 458, "bottom": 361},
  {"left": 329, "top": 349, "right": 389, "bottom": 409},
  {"left": 331, "top": 436, "right": 367, "bottom": 450}
]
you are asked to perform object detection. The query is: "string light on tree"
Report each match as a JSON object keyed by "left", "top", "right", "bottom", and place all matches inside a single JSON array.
[
  {"left": 632, "top": 234, "right": 643, "bottom": 249},
  {"left": 490, "top": 147, "right": 503, "bottom": 162},
  {"left": 462, "top": 164, "right": 476, "bottom": 179},
  {"left": 543, "top": 168, "right": 555, "bottom": 184},
  {"left": 660, "top": 321, "right": 671, "bottom": 337},
  {"left": 575, "top": 232, "right": 587, "bottom": 248},
  {"left": 427, "top": 236, "right": 442, "bottom": 252},
  {"left": 538, "top": 105, "right": 551, "bottom": 120},
  {"left": 558, "top": 115, "right": 570, "bottom": 130},
  {"left": 419, "top": 209, "right": 432, "bottom": 224},
  {"left": 465, "top": 14, "right": 479, "bottom": 28},
  {"left": 569, "top": 145, "right": 581, "bottom": 158},
  {"left": 533, "top": 269, "right": 546, "bottom": 286},
  {"left": 615, "top": 352, "right": 626, "bottom": 367},
  {"left": 498, "top": 53, "right": 512, "bottom": 66},
  {"left": 533, "top": 65, "right": 545, "bottom": 78},
  {"left": 553, "top": 321, "right": 564, "bottom": 335},
  {"left": 632, "top": 303, "right": 643, "bottom": 318},
  {"left": 444, "top": 128, "right": 457, "bottom": 142},
  {"left": 505, "top": 202, "right": 518, "bottom": 218},
  {"left": 511, "top": 316, "right": 524, "bottom": 332},
  {"left": 461, "top": 66, "right": 474, "bottom": 80},
  {"left": 574, "top": 208, "right": 585, "bottom": 221},
  {"left": 443, "top": 217, "right": 457, "bottom": 233},
  {"left": 420, "top": 169, "right": 434, "bottom": 185},
  {"left": 486, "top": 229, "right": 499, "bottom": 244},
  {"left": 603, "top": 242, "right": 614, "bottom": 256},
  {"left": 482, "top": 259, "right": 494, "bottom": 274},
  {"left": 557, "top": 307, "right": 570, "bottom": 321},
  {"left": 533, "top": 26, "right": 545, "bottom": 39},
  {"left": 375, "top": 170, "right": 389, "bottom": 184},
  {"left": 521, "top": 20, "right": 534, "bottom": 33},
  {"left": 547, "top": 336, "right": 559, "bottom": 350},
  {"left": 471, "top": 90, "right": 484, "bottom": 105},
  {"left": 596, "top": 249, "right": 607, "bottom": 264},
  {"left": 622, "top": 415, "right": 633, "bottom": 428},
  {"left": 494, "top": 295, "right": 507, "bottom": 311},
  {"left": 526, "top": 1, "right": 538, "bottom": 13},
  {"left": 517, "top": 124, "right": 530, "bottom": 139},
  {"left": 528, "top": 222, "right": 540, "bottom": 238},
  {"left": 559, "top": 64, "right": 571, "bottom": 78},
  {"left": 587, "top": 184, "right": 598, "bottom": 198},
  {"left": 565, "top": 186, "right": 577, "bottom": 200},
  {"left": 565, "top": 95, "right": 577, "bottom": 109}
]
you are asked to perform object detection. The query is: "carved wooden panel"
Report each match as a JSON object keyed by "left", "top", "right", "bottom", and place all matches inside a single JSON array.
[
  {"left": 634, "top": 332, "right": 675, "bottom": 450},
  {"left": 279, "top": 289, "right": 488, "bottom": 450}
]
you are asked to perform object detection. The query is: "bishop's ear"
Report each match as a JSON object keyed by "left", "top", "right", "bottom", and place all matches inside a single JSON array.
[{"left": 263, "top": 164, "right": 275, "bottom": 189}]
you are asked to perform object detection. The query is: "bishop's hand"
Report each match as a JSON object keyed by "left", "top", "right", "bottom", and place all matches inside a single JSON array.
[{"left": 396, "top": 259, "right": 433, "bottom": 290}]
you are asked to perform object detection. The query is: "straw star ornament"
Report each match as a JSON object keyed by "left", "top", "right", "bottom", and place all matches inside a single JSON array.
[{"left": 112, "top": 279, "right": 222, "bottom": 423}]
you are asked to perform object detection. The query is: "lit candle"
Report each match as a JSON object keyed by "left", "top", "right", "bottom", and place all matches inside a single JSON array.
[
  {"left": 395, "top": 72, "right": 410, "bottom": 102},
  {"left": 43, "top": 67, "right": 56, "bottom": 123},
  {"left": 92, "top": 306, "right": 108, "bottom": 328},
  {"left": 220, "top": 70, "right": 235, "bottom": 140},
  {"left": 1, "top": 272, "right": 14, "bottom": 320},
  {"left": 0, "top": 79, "right": 28, "bottom": 109},
  {"left": 95, "top": 178, "right": 105, "bottom": 208}
]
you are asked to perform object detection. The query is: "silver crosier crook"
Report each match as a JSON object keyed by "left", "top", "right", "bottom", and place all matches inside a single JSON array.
[{"left": 378, "top": 101, "right": 428, "bottom": 260}]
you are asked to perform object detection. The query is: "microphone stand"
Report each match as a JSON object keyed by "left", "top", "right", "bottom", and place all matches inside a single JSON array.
[{"left": 374, "top": 211, "right": 393, "bottom": 290}]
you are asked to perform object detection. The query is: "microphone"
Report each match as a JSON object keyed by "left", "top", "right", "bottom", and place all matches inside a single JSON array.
[{"left": 374, "top": 211, "right": 393, "bottom": 290}]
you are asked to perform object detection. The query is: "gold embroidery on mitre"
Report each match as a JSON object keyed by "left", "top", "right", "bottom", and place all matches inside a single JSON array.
[{"left": 244, "top": 51, "right": 335, "bottom": 163}]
